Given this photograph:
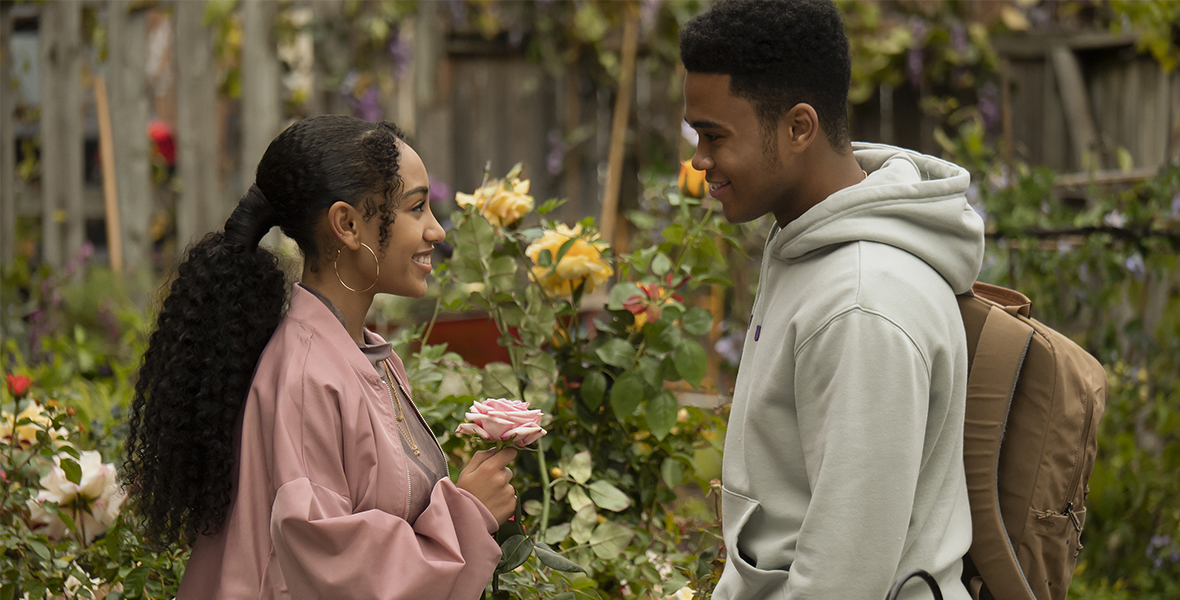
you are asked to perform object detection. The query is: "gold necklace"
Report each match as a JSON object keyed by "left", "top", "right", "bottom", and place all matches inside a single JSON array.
[{"left": 382, "top": 361, "right": 420, "bottom": 456}]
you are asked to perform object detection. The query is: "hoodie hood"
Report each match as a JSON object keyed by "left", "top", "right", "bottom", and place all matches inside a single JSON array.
[{"left": 771, "top": 142, "right": 985, "bottom": 294}]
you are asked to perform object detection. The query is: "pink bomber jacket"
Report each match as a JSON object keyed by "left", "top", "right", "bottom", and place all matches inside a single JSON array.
[{"left": 177, "top": 285, "right": 501, "bottom": 599}]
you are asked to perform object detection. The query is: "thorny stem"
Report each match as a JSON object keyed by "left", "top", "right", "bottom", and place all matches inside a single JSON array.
[
  {"left": 538, "top": 445, "right": 551, "bottom": 537},
  {"left": 419, "top": 292, "right": 444, "bottom": 356}
]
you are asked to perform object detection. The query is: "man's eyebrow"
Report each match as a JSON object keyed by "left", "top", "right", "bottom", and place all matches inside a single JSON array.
[
  {"left": 401, "top": 185, "right": 429, "bottom": 199},
  {"left": 685, "top": 118, "right": 725, "bottom": 130}
]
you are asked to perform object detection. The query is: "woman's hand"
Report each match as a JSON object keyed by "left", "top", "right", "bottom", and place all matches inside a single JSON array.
[{"left": 456, "top": 447, "right": 518, "bottom": 526}]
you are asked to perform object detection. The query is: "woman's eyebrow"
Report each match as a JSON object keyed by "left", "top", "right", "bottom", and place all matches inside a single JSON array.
[{"left": 401, "top": 186, "right": 429, "bottom": 200}]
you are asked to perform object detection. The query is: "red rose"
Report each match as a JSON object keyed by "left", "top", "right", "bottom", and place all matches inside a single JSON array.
[{"left": 6, "top": 374, "right": 31, "bottom": 398}]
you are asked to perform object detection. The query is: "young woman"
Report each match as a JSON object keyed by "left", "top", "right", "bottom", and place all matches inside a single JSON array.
[{"left": 123, "top": 115, "right": 517, "bottom": 599}]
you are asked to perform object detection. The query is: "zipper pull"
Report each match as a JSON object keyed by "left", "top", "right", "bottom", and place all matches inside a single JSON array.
[{"left": 1063, "top": 501, "right": 1082, "bottom": 532}]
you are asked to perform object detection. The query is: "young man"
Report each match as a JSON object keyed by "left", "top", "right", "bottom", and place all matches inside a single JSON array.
[{"left": 680, "top": 2, "right": 984, "bottom": 599}]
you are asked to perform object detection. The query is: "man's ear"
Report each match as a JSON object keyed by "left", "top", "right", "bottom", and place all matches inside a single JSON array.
[
  {"left": 781, "top": 103, "right": 820, "bottom": 153},
  {"left": 328, "top": 201, "right": 362, "bottom": 251}
]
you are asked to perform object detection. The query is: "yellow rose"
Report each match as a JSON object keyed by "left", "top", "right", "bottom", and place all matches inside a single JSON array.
[
  {"left": 2, "top": 402, "right": 66, "bottom": 446},
  {"left": 525, "top": 224, "right": 613, "bottom": 296},
  {"left": 678, "top": 160, "right": 708, "bottom": 199},
  {"left": 456, "top": 177, "right": 534, "bottom": 228}
]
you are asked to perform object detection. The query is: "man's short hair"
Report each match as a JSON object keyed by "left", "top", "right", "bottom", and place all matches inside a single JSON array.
[{"left": 679, "top": 0, "right": 851, "bottom": 152}]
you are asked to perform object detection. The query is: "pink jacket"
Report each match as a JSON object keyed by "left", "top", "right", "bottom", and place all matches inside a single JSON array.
[{"left": 177, "top": 286, "right": 501, "bottom": 599}]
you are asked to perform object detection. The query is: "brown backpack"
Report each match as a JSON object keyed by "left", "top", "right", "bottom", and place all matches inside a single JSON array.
[{"left": 957, "top": 282, "right": 1107, "bottom": 600}]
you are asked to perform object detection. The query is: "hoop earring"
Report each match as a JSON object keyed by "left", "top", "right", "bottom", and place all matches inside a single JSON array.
[{"left": 334, "top": 242, "right": 380, "bottom": 293}]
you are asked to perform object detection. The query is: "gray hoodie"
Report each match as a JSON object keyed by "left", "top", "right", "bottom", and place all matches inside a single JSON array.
[{"left": 713, "top": 143, "right": 985, "bottom": 600}]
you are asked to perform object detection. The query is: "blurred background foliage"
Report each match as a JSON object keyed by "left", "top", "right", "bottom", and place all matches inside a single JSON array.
[{"left": 2, "top": 0, "right": 1179, "bottom": 598}]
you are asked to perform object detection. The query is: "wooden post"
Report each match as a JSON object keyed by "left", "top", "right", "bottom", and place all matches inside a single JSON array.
[
  {"left": 94, "top": 76, "right": 124, "bottom": 273},
  {"left": 598, "top": 14, "right": 639, "bottom": 244},
  {"left": 108, "top": 0, "right": 152, "bottom": 273},
  {"left": 1, "top": 3, "right": 15, "bottom": 267},
  {"left": 241, "top": 0, "right": 280, "bottom": 173},
  {"left": 39, "top": 0, "right": 85, "bottom": 269},
  {"left": 1051, "top": 46, "right": 1104, "bottom": 170},
  {"left": 241, "top": 0, "right": 281, "bottom": 247},
  {"left": 1001, "top": 57, "right": 1013, "bottom": 170},
  {"left": 563, "top": 53, "right": 582, "bottom": 222},
  {"left": 175, "top": 0, "right": 222, "bottom": 251}
]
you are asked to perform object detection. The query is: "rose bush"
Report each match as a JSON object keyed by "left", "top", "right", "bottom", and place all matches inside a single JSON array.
[
  {"left": 455, "top": 398, "right": 547, "bottom": 447},
  {"left": 395, "top": 165, "right": 738, "bottom": 599}
]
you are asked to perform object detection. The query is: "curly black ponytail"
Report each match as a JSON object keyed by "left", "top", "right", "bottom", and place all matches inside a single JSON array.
[{"left": 123, "top": 115, "right": 407, "bottom": 547}]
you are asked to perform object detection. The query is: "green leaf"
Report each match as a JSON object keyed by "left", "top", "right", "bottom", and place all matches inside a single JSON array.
[
  {"left": 550, "top": 236, "right": 582, "bottom": 274},
  {"left": 121, "top": 565, "right": 150, "bottom": 596},
  {"left": 627, "top": 210, "right": 656, "bottom": 230},
  {"left": 482, "top": 362, "right": 523, "bottom": 399},
  {"left": 661, "top": 457, "right": 686, "bottom": 488},
  {"left": 535, "top": 542, "right": 586, "bottom": 573},
  {"left": 523, "top": 499, "right": 543, "bottom": 516},
  {"left": 567, "top": 485, "right": 594, "bottom": 512},
  {"left": 644, "top": 390, "right": 678, "bottom": 441},
  {"left": 609, "top": 372, "right": 645, "bottom": 420},
  {"left": 496, "top": 515, "right": 527, "bottom": 544},
  {"left": 538, "top": 248, "right": 553, "bottom": 267},
  {"left": 552, "top": 480, "right": 569, "bottom": 501},
  {"left": 567, "top": 451, "right": 592, "bottom": 484},
  {"left": 524, "top": 378, "right": 555, "bottom": 413},
  {"left": 496, "top": 534, "right": 534, "bottom": 573},
  {"left": 537, "top": 198, "right": 567, "bottom": 216},
  {"left": 596, "top": 338, "right": 636, "bottom": 368},
  {"left": 587, "top": 480, "right": 632, "bottom": 512},
  {"left": 652, "top": 253, "right": 672, "bottom": 276},
  {"left": 27, "top": 539, "right": 51, "bottom": 560},
  {"left": 60, "top": 457, "right": 82, "bottom": 486},
  {"left": 662, "top": 223, "right": 686, "bottom": 245},
  {"left": 581, "top": 371, "right": 606, "bottom": 410},
  {"left": 589, "top": 521, "right": 635, "bottom": 560},
  {"left": 673, "top": 339, "right": 707, "bottom": 387},
  {"left": 544, "top": 522, "right": 571, "bottom": 545},
  {"left": 682, "top": 307, "right": 715, "bottom": 336},
  {"left": 571, "top": 505, "right": 597, "bottom": 544},
  {"left": 488, "top": 255, "right": 518, "bottom": 290},
  {"left": 636, "top": 355, "right": 663, "bottom": 389},
  {"left": 643, "top": 320, "right": 681, "bottom": 354},
  {"left": 607, "top": 282, "right": 642, "bottom": 310}
]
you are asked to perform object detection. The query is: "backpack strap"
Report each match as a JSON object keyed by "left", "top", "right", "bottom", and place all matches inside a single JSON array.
[{"left": 963, "top": 304, "right": 1037, "bottom": 600}]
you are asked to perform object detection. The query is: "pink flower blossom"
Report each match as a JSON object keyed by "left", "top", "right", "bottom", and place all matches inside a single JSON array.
[{"left": 455, "top": 398, "right": 547, "bottom": 447}]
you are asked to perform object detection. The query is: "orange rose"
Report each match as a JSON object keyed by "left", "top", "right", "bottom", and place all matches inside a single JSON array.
[{"left": 678, "top": 160, "right": 707, "bottom": 199}]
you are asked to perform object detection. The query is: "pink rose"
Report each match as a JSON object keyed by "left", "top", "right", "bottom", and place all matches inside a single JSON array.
[{"left": 455, "top": 398, "right": 547, "bottom": 447}]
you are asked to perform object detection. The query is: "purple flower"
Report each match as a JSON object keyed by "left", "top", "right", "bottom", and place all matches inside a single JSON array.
[
  {"left": 447, "top": 0, "right": 465, "bottom": 25},
  {"left": 354, "top": 86, "right": 382, "bottom": 122},
  {"left": 907, "top": 48, "right": 924, "bottom": 88},
  {"left": 979, "top": 82, "right": 1000, "bottom": 131},
  {"left": 907, "top": 18, "right": 929, "bottom": 88},
  {"left": 1171, "top": 193, "right": 1179, "bottom": 219},
  {"left": 715, "top": 330, "right": 745, "bottom": 365},
  {"left": 546, "top": 129, "right": 566, "bottom": 175},
  {"left": 1124, "top": 253, "right": 1146, "bottom": 280},
  {"left": 1104, "top": 210, "right": 1125, "bottom": 229},
  {"left": 388, "top": 34, "right": 413, "bottom": 79},
  {"left": 428, "top": 176, "right": 453, "bottom": 204},
  {"left": 63, "top": 241, "right": 95, "bottom": 278},
  {"left": 951, "top": 24, "right": 968, "bottom": 52},
  {"left": 640, "top": 0, "right": 663, "bottom": 34}
]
